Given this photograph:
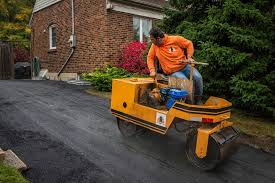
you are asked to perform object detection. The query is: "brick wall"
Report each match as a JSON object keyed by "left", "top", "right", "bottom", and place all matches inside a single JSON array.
[
  {"left": 31, "top": 0, "right": 70, "bottom": 72},
  {"left": 31, "top": 0, "right": 157, "bottom": 74},
  {"left": 31, "top": 0, "right": 109, "bottom": 73},
  {"left": 106, "top": 11, "right": 134, "bottom": 66}
]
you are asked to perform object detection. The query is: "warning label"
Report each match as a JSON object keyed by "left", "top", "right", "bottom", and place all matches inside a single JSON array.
[{"left": 156, "top": 113, "right": 166, "bottom": 127}]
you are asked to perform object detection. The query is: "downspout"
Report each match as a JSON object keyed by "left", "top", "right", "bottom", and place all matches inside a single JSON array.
[{"left": 58, "top": 0, "right": 76, "bottom": 76}]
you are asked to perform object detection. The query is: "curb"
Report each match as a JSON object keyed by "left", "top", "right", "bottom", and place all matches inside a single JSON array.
[{"left": 237, "top": 133, "right": 275, "bottom": 155}]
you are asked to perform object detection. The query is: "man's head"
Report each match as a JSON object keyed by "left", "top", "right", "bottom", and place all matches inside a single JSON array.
[{"left": 149, "top": 27, "right": 165, "bottom": 46}]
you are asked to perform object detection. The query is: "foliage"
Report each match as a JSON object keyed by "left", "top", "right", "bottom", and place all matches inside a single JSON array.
[
  {"left": 120, "top": 41, "right": 149, "bottom": 75},
  {"left": 160, "top": 0, "right": 275, "bottom": 118},
  {"left": 0, "top": 0, "right": 34, "bottom": 49},
  {"left": 0, "top": 163, "right": 29, "bottom": 183},
  {"left": 82, "top": 65, "right": 140, "bottom": 92},
  {"left": 13, "top": 47, "right": 30, "bottom": 63}
]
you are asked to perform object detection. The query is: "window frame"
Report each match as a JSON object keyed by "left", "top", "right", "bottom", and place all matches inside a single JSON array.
[{"left": 49, "top": 25, "right": 57, "bottom": 50}]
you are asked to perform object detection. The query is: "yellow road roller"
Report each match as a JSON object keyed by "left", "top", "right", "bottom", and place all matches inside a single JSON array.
[{"left": 110, "top": 61, "right": 240, "bottom": 170}]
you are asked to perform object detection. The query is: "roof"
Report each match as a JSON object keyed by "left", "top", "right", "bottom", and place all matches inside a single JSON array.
[
  {"left": 29, "top": 0, "right": 168, "bottom": 25},
  {"left": 32, "top": 0, "right": 168, "bottom": 14},
  {"left": 32, "top": 0, "right": 62, "bottom": 13}
]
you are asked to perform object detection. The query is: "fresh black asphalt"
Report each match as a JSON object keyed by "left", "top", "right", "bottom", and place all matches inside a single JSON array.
[{"left": 0, "top": 80, "right": 274, "bottom": 183}]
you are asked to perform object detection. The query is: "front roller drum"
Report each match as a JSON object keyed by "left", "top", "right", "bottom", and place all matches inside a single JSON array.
[{"left": 185, "top": 126, "right": 240, "bottom": 171}]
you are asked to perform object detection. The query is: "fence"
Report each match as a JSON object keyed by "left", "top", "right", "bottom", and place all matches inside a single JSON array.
[{"left": 0, "top": 42, "right": 14, "bottom": 79}]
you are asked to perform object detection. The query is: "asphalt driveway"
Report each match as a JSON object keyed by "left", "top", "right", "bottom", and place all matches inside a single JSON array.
[{"left": 0, "top": 80, "right": 274, "bottom": 183}]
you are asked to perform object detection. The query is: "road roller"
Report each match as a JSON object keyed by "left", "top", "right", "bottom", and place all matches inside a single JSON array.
[{"left": 110, "top": 60, "right": 240, "bottom": 170}]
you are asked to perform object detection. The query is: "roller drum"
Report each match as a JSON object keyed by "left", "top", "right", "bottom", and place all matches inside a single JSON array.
[{"left": 186, "top": 126, "right": 240, "bottom": 171}]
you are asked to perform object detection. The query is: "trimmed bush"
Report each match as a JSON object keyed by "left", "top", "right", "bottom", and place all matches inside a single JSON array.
[
  {"left": 14, "top": 47, "right": 29, "bottom": 63},
  {"left": 82, "top": 65, "right": 139, "bottom": 92}
]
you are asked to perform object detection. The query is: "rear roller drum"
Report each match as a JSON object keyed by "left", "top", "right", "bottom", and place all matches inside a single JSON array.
[{"left": 117, "top": 118, "right": 146, "bottom": 137}]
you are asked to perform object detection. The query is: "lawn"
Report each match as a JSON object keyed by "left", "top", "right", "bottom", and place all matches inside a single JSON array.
[
  {"left": 231, "top": 109, "right": 275, "bottom": 138},
  {"left": 0, "top": 163, "right": 28, "bottom": 183}
]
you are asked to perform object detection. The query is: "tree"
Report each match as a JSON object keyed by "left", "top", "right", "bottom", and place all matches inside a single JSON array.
[
  {"left": 0, "top": 0, "right": 35, "bottom": 48},
  {"left": 160, "top": 0, "right": 275, "bottom": 118}
]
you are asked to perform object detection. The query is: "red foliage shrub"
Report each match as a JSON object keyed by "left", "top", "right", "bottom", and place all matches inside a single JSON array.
[
  {"left": 13, "top": 48, "right": 30, "bottom": 63},
  {"left": 120, "top": 41, "right": 149, "bottom": 75}
]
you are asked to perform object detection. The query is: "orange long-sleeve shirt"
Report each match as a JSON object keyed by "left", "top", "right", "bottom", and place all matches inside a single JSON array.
[{"left": 147, "top": 35, "right": 194, "bottom": 74}]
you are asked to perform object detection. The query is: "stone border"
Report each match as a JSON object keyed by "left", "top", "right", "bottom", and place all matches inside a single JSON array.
[
  {"left": 237, "top": 133, "right": 275, "bottom": 155},
  {"left": 0, "top": 148, "right": 27, "bottom": 172}
]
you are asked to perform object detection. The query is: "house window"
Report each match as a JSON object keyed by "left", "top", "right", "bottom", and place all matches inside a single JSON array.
[
  {"left": 133, "top": 17, "right": 152, "bottom": 42},
  {"left": 49, "top": 25, "right": 56, "bottom": 49}
]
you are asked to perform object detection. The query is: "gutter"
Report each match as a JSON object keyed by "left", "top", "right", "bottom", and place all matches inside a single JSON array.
[
  {"left": 58, "top": 0, "right": 76, "bottom": 76},
  {"left": 28, "top": 8, "right": 34, "bottom": 27},
  {"left": 111, "top": 0, "right": 165, "bottom": 12}
]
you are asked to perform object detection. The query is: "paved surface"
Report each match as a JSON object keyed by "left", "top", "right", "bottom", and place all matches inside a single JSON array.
[{"left": 0, "top": 80, "right": 274, "bottom": 183}]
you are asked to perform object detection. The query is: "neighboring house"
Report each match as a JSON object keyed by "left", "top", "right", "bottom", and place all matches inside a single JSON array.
[{"left": 30, "top": 0, "right": 167, "bottom": 80}]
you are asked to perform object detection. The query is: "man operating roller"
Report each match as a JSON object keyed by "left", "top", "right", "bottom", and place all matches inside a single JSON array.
[{"left": 147, "top": 27, "right": 203, "bottom": 105}]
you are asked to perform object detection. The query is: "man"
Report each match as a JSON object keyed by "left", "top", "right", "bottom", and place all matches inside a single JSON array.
[{"left": 147, "top": 27, "right": 203, "bottom": 105}]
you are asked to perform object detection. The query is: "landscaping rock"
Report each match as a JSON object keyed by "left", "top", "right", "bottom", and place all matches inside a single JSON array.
[{"left": 3, "top": 149, "right": 27, "bottom": 172}]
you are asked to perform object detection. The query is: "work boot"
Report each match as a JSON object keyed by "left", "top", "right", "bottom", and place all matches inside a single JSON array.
[{"left": 195, "top": 96, "right": 203, "bottom": 105}]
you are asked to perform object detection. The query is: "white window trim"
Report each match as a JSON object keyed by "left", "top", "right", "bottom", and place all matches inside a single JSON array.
[
  {"left": 140, "top": 19, "right": 143, "bottom": 42},
  {"left": 49, "top": 25, "right": 56, "bottom": 50}
]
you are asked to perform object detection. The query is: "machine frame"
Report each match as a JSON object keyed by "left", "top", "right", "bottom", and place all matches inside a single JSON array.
[{"left": 110, "top": 62, "right": 239, "bottom": 170}]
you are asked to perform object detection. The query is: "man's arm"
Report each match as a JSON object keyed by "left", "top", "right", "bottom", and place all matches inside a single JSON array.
[
  {"left": 176, "top": 36, "right": 194, "bottom": 58},
  {"left": 147, "top": 45, "right": 156, "bottom": 76}
]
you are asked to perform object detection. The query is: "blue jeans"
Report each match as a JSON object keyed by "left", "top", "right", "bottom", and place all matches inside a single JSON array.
[{"left": 170, "top": 64, "right": 203, "bottom": 96}]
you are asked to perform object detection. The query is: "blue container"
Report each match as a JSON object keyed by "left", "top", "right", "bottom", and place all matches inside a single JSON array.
[
  {"left": 168, "top": 89, "right": 188, "bottom": 99},
  {"left": 160, "top": 88, "right": 170, "bottom": 95},
  {"left": 166, "top": 98, "right": 176, "bottom": 109}
]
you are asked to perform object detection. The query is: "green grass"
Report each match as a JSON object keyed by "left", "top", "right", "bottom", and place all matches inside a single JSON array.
[
  {"left": 231, "top": 109, "right": 275, "bottom": 138},
  {"left": 0, "top": 163, "right": 29, "bottom": 183},
  {"left": 85, "top": 88, "right": 111, "bottom": 99}
]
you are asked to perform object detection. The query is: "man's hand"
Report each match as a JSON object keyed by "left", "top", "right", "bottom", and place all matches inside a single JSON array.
[
  {"left": 179, "top": 57, "right": 195, "bottom": 64},
  {"left": 187, "top": 57, "right": 194, "bottom": 62},
  {"left": 150, "top": 71, "right": 156, "bottom": 78}
]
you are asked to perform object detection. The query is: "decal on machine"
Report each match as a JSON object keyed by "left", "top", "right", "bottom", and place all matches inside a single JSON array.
[{"left": 156, "top": 112, "right": 166, "bottom": 127}]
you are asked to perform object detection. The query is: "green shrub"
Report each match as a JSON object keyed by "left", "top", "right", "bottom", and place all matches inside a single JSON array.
[{"left": 82, "top": 65, "right": 143, "bottom": 92}]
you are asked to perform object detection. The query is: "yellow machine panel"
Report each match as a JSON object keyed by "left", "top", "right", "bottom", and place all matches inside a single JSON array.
[
  {"left": 111, "top": 78, "right": 232, "bottom": 132},
  {"left": 111, "top": 78, "right": 168, "bottom": 134}
]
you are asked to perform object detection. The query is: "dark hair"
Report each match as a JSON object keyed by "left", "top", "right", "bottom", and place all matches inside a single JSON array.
[{"left": 149, "top": 27, "right": 164, "bottom": 38}]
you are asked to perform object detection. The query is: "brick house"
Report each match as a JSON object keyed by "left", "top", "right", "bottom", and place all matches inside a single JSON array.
[{"left": 30, "top": 0, "right": 167, "bottom": 80}]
